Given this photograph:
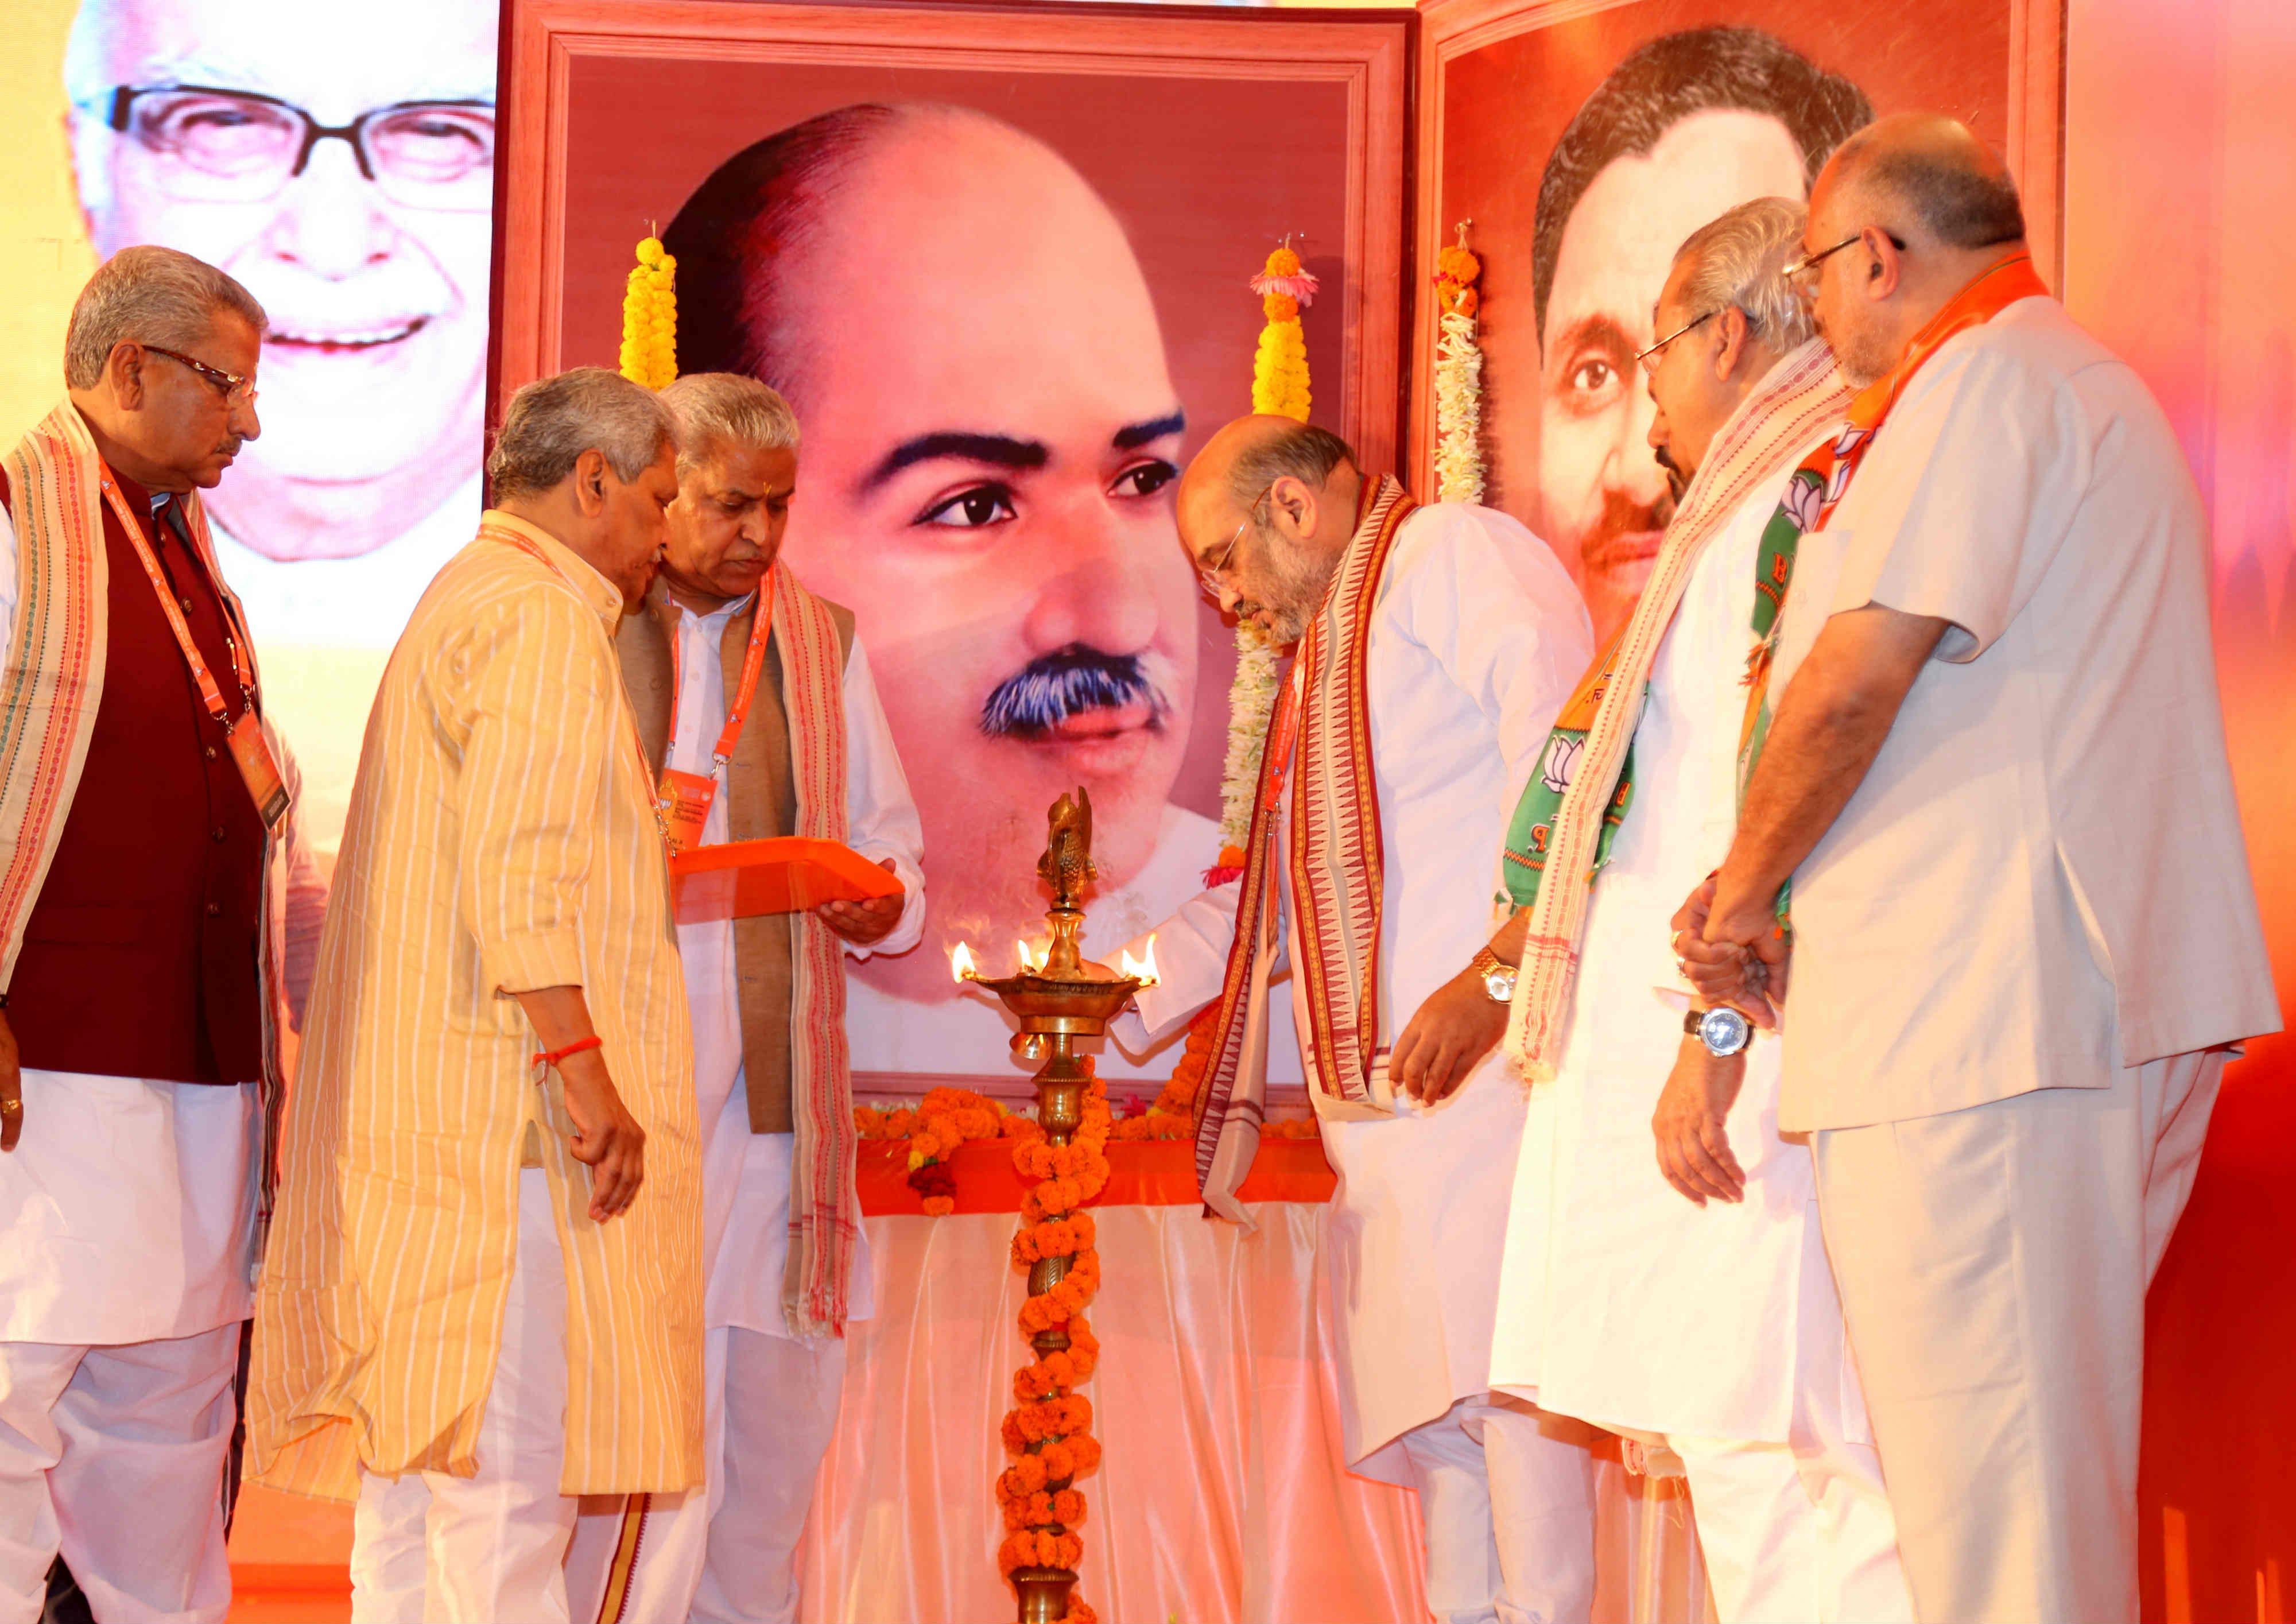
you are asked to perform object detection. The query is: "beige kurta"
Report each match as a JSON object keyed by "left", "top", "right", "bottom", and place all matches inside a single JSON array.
[{"left": 249, "top": 510, "right": 703, "bottom": 1503}]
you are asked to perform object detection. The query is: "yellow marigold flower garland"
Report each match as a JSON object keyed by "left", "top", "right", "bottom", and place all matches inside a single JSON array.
[
  {"left": 618, "top": 234, "right": 678, "bottom": 390},
  {"left": 1248, "top": 243, "right": 1318, "bottom": 422}
]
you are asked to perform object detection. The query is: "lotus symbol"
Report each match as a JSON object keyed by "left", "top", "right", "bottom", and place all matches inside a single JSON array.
[{"left": 1540, "top": 733, "right": 1583, "bottom": 794}]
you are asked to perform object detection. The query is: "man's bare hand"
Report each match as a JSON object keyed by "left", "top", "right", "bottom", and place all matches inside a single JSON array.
[
  {"left": 1652, "top": 1036, "right": 1747, "bottom": 1207},
  {"left": 556, "top": 1049, "right": 645, "bottom": 1221},
  {"left": 819, "top": 858, "right": 903, "bottom": 947},
  {"left": 1391, "top": 969, "right": 1507, "bottom": 1105},
  {"left": 0, "top": 1010, "right": 19, "bottom": 1153},
  {"left": 1671, "top": 878, "right": 1785, "bottom": 1029}
]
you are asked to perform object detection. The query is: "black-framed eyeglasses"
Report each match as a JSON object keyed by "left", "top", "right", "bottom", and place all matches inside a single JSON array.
[
  {"left": 141, "top": 343, "right": 258, "bottom": 408},
  {"left": 1782, "top": 228, "right": 1910, "bottom": 297},
  {"left": 1633, "top": 309, "right": 1720, "bottom": 375},
  {"left": 103, "top": 85, "right": 495, "bottom": 212},
  {"left": 1198, "top": 483, "right": 1275, "bottom": 598}
]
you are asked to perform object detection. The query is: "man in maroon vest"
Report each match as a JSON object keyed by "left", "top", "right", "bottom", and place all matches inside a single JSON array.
[{"left": 0, "top": 245, "right": 290, "bottom": 1624}]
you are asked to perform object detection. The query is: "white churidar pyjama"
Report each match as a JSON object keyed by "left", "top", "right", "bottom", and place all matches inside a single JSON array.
[
  {"left": 1809, "top": 1048, "right": 2225, "bottom": 1624},
  {"left": 349, "top": 1166, "right": 576, "bottom": 1624},
  {"left": 1396, "top": 1399, "right": 1599, "bottom": 1624},
  {"left": 0, "top": 1070, "right": 257, "bottom": 1624},
  {"left": 1667, "top": 1202, "right": 1912, "bottom": 1624}
]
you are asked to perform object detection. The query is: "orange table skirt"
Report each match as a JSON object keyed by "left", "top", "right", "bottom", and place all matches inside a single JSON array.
[{"left": 856, "top": 1137, "right": 1336, "bottom": 1214}]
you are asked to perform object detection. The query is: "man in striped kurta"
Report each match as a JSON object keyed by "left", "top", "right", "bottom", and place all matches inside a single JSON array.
[{"left": 249, "top": 368, "right": 704, "bottom": 1624}]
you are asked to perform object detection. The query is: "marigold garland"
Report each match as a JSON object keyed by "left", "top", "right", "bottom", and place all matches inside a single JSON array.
[
  {"left": 1248, "top": 242, "right": 1319, "bottom": 422},
  {"left": 858, "top": 1087, "right": 1015, "bottom": 1216},
  {"left": 618, "top": 234, "right": 678, "bottom": 390},
  {"left": 1432, "top": 225, "right": 1487, "bottom": 504},
  {"left": 994, "top": 1071, "right": 1114, "bottom": 1624}
]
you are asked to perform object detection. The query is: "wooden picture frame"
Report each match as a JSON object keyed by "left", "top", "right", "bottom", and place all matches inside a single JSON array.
[
  {"left": 494, "top": 0, "right": 1416, "bottom": 471},
  {"left": 1407, "top": 0, "right": 2069, "bottom": 491}
]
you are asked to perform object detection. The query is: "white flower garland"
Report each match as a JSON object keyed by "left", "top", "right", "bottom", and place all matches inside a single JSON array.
[
  {"left": 1433, "top": 307, "right": 1486, "bottom": 505},
  {"left": 1216, "top": 622, "right": 1282, "bottom": 855}
]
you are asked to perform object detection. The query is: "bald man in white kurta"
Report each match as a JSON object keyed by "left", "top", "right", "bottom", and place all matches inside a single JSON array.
[{"left": 1119, "top": 499, "right": 1595, "bottom": 1624}]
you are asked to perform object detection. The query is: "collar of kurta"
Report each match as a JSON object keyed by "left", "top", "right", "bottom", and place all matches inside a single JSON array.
[{"left": 479, "top": 508, "right": 626, "bottom": 629}]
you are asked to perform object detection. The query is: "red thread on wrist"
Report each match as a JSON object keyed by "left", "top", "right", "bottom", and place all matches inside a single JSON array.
[{"left": 532, "top": 1034, "right": 604, "bottom": 1071}]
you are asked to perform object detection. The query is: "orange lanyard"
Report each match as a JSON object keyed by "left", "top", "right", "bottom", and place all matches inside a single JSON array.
[
  {"left": 663, "top": 569, "right": 777, "bottom": 774},
  {"left": 1259, "top": 675, "right": 1303, "bottom": 823},
  {"left": 96, "top": 470, "right": 255, "bottom": 726}
]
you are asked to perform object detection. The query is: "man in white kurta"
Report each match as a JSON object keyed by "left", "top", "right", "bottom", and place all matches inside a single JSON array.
[
  {"left": 1683, "top": 120, "right": 2278, "bottom": 1623},
  {"left": 1449, "top": 200, "right": 1910, "bottom": 1623},
  {"left": 564, "top": 374, "right": 926, "bottom": 1624},
  {"left": 1116, "top": 416, "right": 1595, "bottom": 1624}
]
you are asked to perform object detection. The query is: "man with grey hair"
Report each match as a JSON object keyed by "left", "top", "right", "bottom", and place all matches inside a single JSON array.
[
  {"left": 250, "top": 367, "right": 704, "bottom": 1623},
  {"left": 0, "top": 243, "right": 316, "bottom": 1624},
  {"left": 565, "top": 372, "right": 924, "bottom": 1624},
  {"left": 1115, "top": 416, "right": 1594, "bottom": 1624},
  {"left": 1682, "top": 115, "right": 2275, "bottom": 1622},
  {"left": 1402, "top": 197, "right": 1913, "bottom": 1620}
]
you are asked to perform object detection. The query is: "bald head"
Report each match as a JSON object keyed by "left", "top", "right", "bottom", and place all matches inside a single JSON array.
[
  {"left": 670, "top": 104, "right": 1155, "bottom": 402},
  {"left": 1819, "top": 113, "right": 2025, "bottom": 254},
  {"left": 1182, "top": 415, "right": 1362, "bottom": 643}
]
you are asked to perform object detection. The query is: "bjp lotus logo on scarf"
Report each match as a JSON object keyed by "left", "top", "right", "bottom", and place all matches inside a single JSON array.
[{"left": 1540, "top": 732, "right": 1583, "bottom": 794}]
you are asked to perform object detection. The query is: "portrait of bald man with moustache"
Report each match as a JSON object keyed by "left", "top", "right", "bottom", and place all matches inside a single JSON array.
[{"left": 669, "top": 103, "right": 1235, "bottom": 1082}]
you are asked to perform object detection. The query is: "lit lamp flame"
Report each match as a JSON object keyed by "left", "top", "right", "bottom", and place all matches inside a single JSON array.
[
  {"left": 950, "top": 941, "right": 978, "bottom": 982},
  {"left": 1119, "top": 937, "right": 1160, "bottom": 987},
  {"left": 1016, "top": 939, "right": 1049, "bottom": 974}
]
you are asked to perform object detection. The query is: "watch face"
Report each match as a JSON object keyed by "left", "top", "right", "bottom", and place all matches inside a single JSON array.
[
  {"left": 1697, "top": 1006, "right": 1751, "bottom": 1055},
  {"left": 1484, "top": 968, "right": 1518, "bottom": 1003}
]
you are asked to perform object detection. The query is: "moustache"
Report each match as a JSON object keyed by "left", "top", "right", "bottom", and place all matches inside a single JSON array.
[
  {"left": 1654, "top": 444, "right": 1688, "bottom": 502},
  {"left": 980, "top": 646, "right": 1170, "bottom": 739}
]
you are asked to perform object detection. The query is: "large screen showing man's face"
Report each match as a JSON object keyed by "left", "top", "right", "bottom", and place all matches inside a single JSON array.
[{"left": 63, "top": 0, "right": 501, "bottom": 852}]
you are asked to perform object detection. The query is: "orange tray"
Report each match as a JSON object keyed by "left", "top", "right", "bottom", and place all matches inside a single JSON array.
[{"left": 670, "top": 836, "right": 901, "bottom": 923}]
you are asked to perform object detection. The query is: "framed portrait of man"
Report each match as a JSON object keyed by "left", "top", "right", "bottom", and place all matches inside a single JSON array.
[
  {"left": 495, "top": 0, "right": 1411, "bottom": 1087},
  {"left": 1414, "top": 0, "right": 2066, "bottom": 645}
]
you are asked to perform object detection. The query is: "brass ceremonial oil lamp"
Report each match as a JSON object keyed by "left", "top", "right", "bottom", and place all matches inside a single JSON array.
[{"left": 951, "top": 786, "right": 1157, "bottom": 1624}]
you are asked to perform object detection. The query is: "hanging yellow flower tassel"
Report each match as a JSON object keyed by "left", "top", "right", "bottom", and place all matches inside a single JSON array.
[
  {"left": 1247, "top": 241, "right": 1318, "bottom": 421},
  {"left": 1432, "top": 222, "right": 1486, "bottom": 504},
  {"left": 618, "top": 234, "right": 678, "bottom": 390}
]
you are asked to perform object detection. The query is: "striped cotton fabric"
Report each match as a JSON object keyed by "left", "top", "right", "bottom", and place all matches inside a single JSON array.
[{"left": 249, "top": 510, "right": 703, "bottom": 1502}]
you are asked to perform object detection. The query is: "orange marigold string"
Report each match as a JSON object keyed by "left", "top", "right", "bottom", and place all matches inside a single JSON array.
[{"left": 995, "top": 1069, "right": 1114, "bottom": 1624}]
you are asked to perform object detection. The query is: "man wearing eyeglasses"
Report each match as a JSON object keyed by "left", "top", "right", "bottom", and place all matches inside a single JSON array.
[
  {"left": 0, "top": 245, "right": 308, "bottom": 1624},
  {"left": 1676, "top": 116, "right": 2277, "bottom": 1622},
  {"left": 1114, "top": 417, "right": 1595, "bottom": 1624},
  {"left": 64, "top": 0, "right": 501, "bottom": 855},
  {"left": 1405, "top": 198, "right": 1914, "bottom": 1622}
]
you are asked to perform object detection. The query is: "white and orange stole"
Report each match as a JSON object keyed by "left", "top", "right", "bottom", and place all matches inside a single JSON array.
[
  {"left": 0, "top": 402, "right": 289, "bottom": 1206},
  {"left": 757, "top": 572, "right": 862, "bottom": 1337},
  {"left": 1190, "top": 475, "right": 1417, "bottom": 1222},
  {"left": 1498, "top": 339, "right": 1852, "bottom": 1078}
]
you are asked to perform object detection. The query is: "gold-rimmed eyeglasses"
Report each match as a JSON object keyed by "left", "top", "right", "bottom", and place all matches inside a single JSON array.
[
  {"left": 1197, "top": 483, "right": 1276, "bottom": 598},
  {"left": 1634, "top": 309, "right": 1720, "bottom": 375},
  {"left": 141, "top": 343, "right": 258, "bottom": 408},
  {"left": 1782, "top": 228, "right": 1909, "bottom": 299}
]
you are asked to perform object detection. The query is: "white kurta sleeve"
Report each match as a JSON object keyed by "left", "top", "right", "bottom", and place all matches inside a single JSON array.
[
  {"left": 840, "top": 634, "right": 926, "bottom": 960},
  {"left": 1397, "top": 506, "right": 1593, "bottom": 821},
  {"left": 1107, "top": 873, "right": 1289, "bottom": 1055}
]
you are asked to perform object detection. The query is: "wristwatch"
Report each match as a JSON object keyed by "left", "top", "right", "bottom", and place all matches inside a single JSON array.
[
  {"left": 1469, "top": 945, "right": 1518, "bottom": 1004},
  {"left": 1684, "top": 1005, "right": 1754, "bottom": 1058}
]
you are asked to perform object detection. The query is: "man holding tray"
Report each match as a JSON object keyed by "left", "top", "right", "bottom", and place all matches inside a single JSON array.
[{"left": 570, "top": 371, "right": 925, "bottom": 1624}]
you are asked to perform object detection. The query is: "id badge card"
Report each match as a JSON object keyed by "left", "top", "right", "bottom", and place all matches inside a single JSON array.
[
  {"left": 225, "top": 710, "right": 291, "bottom": 831},
  {"left": 656, "top": 768, "right": 718, "bottom": 855}
]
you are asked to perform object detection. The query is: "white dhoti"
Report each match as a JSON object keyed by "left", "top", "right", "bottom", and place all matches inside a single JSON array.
[
  {"left": 1809, "top": 1047, "right": 2225, "bottom": 1624},
  {"left": 1489, "top": 468, "right": 1909, "bottom": 1623},
  {"left": 0, "top": 1070, "right": 257, "bottom": 1624},
  {"left": 350, "top": 1167, "right": 576, "bottom": 1624}
]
